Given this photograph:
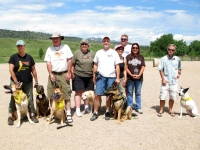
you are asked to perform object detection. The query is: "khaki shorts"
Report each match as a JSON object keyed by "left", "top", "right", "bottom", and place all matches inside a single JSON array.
[
  {"left": 47, "top": 73, "right": 72, "bottom": 100},
  {"left": 159, "top": 83, "right": 178, "bottom": 101}
]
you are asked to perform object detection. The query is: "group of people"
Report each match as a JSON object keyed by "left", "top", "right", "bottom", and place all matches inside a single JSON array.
[{"left": 7, "top": 32, "right": 182, "bottom": 125}]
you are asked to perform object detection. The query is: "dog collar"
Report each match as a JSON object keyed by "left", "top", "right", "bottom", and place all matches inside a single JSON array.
[
  {"left": 182, "top": 96, "right": 192, "bottom": 101},
  {"left": 13, "top": 90, "right": 23, "bottom": 104},
  {"left": 55, "top": 99, "right": 65, "bottom": 110}
]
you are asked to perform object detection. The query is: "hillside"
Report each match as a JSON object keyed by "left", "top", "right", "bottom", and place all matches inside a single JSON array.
[{"left": 0, "top": 29, "right": 150, "bottom": 63}]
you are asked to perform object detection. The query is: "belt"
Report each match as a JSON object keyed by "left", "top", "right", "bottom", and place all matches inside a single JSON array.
[{"left": 52, "top": 70, "right": 67, "bottom": 75}]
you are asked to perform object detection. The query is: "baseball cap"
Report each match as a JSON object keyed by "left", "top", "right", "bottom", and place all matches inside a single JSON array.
[
  {"left": 115, "top": 44, "right": 124, "bottom": 50},
  {"left": 16, "top": 40, "right": 25, "bottom": 46},
  {"left": 102, "top": 36, "right": 110, "bottom": 42}
]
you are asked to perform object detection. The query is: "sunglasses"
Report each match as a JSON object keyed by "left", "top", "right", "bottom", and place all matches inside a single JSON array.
[
  {"left": 81, "top": 43, "right": 88, "bottom": 46},
  {"left": 132, "top": 47, "right": 138, "bottom": 49},
  {"left": 168, "top": 48, "right": 175, "bottom": 52},
  {"left": 121, "top": 38, "right": 127, "bottom": 41},
  {"left": 116, "top": 48, "right": 124, "bottom": 51}
]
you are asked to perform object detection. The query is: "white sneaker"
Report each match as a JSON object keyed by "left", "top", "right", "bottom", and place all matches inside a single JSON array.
[
  {"left": 136, "top": 109, "right": 143, "bottom": 114},
  {"left": 76, "top": 111, "right": 82, "bottom": 117}
]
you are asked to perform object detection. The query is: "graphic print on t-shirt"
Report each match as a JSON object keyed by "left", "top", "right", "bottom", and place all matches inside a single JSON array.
[
  {"left": 54, "top": 51, "right": 64, "bottom": 58},
  {"left": 17, "top": 61, "right": 29, "bottom": 72},
  {"left": 128, "top": 58, "right": 141, "bottom": 66}
]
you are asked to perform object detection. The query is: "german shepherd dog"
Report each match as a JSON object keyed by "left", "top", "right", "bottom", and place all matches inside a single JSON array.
[
  {"left": 104, "top": 81, "right": 132, "bottom": 124},
  {"left": 47, "top": 82, "right": 65, "bottom": 125},
  {"left": 3, "top": 83, "right": 34, "bottom": 127},
  {"left": 34, "top": 85, "right": 50, "bottom": 119}
]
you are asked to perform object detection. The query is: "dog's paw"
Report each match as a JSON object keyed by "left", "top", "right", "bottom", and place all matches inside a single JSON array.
[
  {"left": 16, "top": 124, "right": 21, "bottom": 128},
  {"left": 29, "top": 121, "right": 35, "bottom": 124}
]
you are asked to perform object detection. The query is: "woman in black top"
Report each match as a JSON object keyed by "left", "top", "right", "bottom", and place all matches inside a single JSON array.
[{"left": 7, "top": 40, "right": 39, "bottom": 125}]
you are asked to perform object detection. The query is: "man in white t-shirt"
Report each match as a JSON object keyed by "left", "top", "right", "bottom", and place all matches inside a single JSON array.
[
  {"left": 44, "top": 32, "right": 73, "bottom": 123},
  {"left": 120, "top": 34, "right": 132, "bottom": 58},
  {"left": 90, "top": 36, "right": 121, "bottom": 121}
]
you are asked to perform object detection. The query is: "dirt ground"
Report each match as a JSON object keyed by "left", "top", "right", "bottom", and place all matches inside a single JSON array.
[{"left": 0, "top": 61, "right": 200, "bottom": 150}]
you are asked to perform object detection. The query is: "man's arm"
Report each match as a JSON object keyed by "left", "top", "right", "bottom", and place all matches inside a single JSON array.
[{"left": 66, "top": 58, "right": 72, "bottom": 81}]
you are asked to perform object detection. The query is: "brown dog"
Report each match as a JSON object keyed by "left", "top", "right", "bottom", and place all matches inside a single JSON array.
[
  {"left": 47, "top": 85, "right": 65, "bottom": 125},
  {"left": 104, "top": 81, "right": 131, "bottom": 124},
  {"left": 34, "top": 85, "right": 50, "bottom": 119},
  {"left": 4, "top": 83, "right": 34, "bottom": 127}
]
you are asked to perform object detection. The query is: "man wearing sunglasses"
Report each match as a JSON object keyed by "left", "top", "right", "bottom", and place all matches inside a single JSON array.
[
  {"left": 120, "top": 34, "right": 132, "bottom": 58},
  {"left": 157, "top": 44, "right": 182, "bottom": 117}
]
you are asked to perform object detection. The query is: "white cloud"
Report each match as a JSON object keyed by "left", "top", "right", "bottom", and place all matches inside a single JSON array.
[{"left": 0, "top": 3, "right": 199, "bottom": 45}]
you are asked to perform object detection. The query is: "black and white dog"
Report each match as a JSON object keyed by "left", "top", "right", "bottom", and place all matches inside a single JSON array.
[{"left": 179, "top": 87, "right": 200, "bottom": 118}]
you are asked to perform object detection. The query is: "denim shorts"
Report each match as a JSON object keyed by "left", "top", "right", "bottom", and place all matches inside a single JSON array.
[{"left": 95, "top": 76, "right": 116, "bottom": 95}]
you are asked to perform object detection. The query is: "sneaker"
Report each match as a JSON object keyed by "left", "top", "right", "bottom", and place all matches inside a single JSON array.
[
  {"left": 84, "top": 107, "right": 91, "bottom": 114},
  {"left": 105, "top": 112, "right": 110, "bottom": 120},
  {"left": 136, "top": 109, "right": 143, "bottom": 114},
  {"left": 90, "top": 113, "right": 98, "bottom": 121},
  {"left": 8, "top": 116, "right": 14, "bottom": 125},
  {"left": 31, "top": 116, "right": 39, "bottom": 123},
  {"left": 76, "top": 111, "right": 82, "bottom": 117}
]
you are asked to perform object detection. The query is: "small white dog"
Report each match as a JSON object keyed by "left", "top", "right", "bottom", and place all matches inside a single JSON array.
[
  {"left": 179, "top": 87, "right": 200, "bottom": 118},
  {"left": 82, "top": 90, "right": 101, "bottom": 114}
]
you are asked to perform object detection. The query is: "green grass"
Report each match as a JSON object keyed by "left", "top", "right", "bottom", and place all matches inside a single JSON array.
[{"left": 0, "top": 38, "right": 116, "bottom": 63}]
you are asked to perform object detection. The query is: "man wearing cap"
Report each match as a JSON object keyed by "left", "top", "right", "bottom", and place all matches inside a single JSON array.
[
  {"left": 71, "top": 39, "right": 95, "bottom": 117},
  {"left": 90, "top": 36, "right": 121, "bottom": 121},
  {"left": 7, "top": 40, "right": 39, "bottom": 125},
  {"left": 44, "top": 32, "right": 73, "bottom": 123}
]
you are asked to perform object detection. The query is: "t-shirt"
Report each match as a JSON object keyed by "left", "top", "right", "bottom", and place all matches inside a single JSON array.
[
  {"left": 122, "top": 44, "right": 132, "bottom": 58},
  {"left": 8, "top": 53, "right": 35, "bottom": 83},
  {"left": 126, "top": 54, "right": 146, "bottom": 81},
  {"left": 44, "top": 44, "right": 73, "bottom": 72},
  {"left": 93, "top": 48, "right": 120, "bottom": 77},
  {"left": 72, "top": 49, "right": 95, "bottom": 77}
]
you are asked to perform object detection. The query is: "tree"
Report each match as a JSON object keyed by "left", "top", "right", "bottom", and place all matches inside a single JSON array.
[
  {"left": 188, "top": 40, "right": 200, "bottom": 56},
  {"left": 174, "top": 39, "right": 188, "bottom": 60},
  {"left": 39, "top": 48, "right": 44, "bottom": 59},
  {"left": 150, "top": 34, "right": 174, "bottom": 57}
]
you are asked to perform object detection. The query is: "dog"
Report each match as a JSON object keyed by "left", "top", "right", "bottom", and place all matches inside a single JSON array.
[
  {"left": 34, "top": 85, "right": 50, "bottom": 119},
  {"left": 104, "top": 81, "right": 131, "bottom": 124},
  {"left": 82, "top": 90, "right": 102, "bottom": 114},
  {"left": 3, "top": 83, "right": 34, "bottom": 127},
  {"left": 179, "top": 87, "right": 200, "bottom": 118},
  {"left": 122, "top": 106, "right": 132, "bottom": 121},
  {"left": 47, "top": 84, "right": 65, "bottom": 125}
]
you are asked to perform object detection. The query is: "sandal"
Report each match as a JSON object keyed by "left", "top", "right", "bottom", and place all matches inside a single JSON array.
[
  {"left": 66, "top": 115, "right": 73, "bottom": 123},
  {"left": 169, "top": 112, "right": 176, "bottom": 117},
  {"left": 157, "top": 113, "right": 162, "bottom": 117}
]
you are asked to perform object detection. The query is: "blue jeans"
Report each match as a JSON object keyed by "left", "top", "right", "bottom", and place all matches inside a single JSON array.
[
  {"left": 126, "top": 80, "right": 143, "bottom": 110},
  {"left": 95, "top": 76, "right": 116, "bottom": 95}
]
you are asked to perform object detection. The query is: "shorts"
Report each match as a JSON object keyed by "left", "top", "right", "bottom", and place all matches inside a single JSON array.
[
  {"left": 72, "top": 74, "right": 94, "bottom": 91},
  {"left": 47, "top": 73, "right": 72, "bottom": 100},
  {"left": 159, "top": 83, "right": 178, "bottom": 101},
  {"left": 95, "top": 76, "right": 116, "bottom": 95}
]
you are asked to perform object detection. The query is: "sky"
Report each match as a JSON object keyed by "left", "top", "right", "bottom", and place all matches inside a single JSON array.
[{"left": 0, "top": 0, "right": 200, "bottom": 45}]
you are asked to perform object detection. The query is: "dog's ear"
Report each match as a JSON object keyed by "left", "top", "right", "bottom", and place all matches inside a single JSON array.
[{"left": 183, "top": 88, "right": 189, "bottom": 93}]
